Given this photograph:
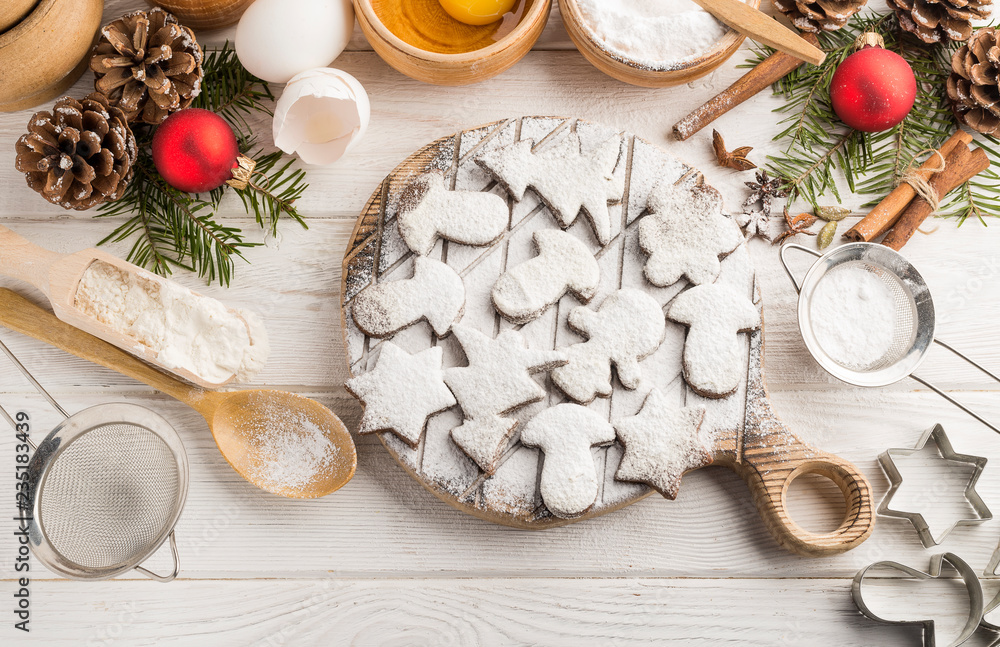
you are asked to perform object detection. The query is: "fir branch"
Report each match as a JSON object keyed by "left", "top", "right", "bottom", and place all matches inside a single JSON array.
[
  {"left": 236, "top": 151, "right": 309, "bottom": 236},
  {"left": 192, "top": 42, "right": 274, "bottom": 145}
]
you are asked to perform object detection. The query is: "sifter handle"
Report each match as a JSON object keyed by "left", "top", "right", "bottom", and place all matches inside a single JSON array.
[{"left": 778, "top": 243, "right": 822, "bottom": 294}]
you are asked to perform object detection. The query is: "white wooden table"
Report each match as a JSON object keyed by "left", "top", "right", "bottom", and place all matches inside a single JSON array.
[{"left": 4, "top": 2, "right": 1000, "bottom": 645}]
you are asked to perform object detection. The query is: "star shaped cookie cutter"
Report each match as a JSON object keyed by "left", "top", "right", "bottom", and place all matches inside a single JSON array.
[
  {"left": 878, "top": 424, "right": 991, "bottom": 548},
  {"left": 853, "top": 552, "right": 985, "bottom": 647}
]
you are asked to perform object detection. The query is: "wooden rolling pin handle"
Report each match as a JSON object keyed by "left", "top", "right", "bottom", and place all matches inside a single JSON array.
[
  {"left": 0, "top": 287, "right": 208, "bottom": 409},
  {"left": 0, "top": 224, "right": 63, "bottom": 296}
]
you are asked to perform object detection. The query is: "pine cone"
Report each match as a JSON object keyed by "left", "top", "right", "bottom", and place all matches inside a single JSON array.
[
  {"left": 90, "top": 8, "right": 204, "bottom": 125},
  {"left": 14, "top": 93, "right": 137, "bottom": 211},
  {"left": 770, "top": 0, "right": 866, "bottom": 32},
  {"left": 887, "top": 0, "right": 992, "bottom": 43},
  {"left": 947, "top": 27, "right": 1000, "bottom": 134}
]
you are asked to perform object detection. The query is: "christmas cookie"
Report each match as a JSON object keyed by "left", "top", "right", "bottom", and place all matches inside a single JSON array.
[
  {"left": 614, "top": 390, "right": 711, "bottom": 499},
  {"left": 551, "top": 289, "right": 666, "bottom": 404},
  {"left": 519, "top": 404, "right": 617, "bottom": 519},
  {"left": 352, "top": 256, "right": 465, "bottom": 338},
  {"left": 444, "top": 325, "right": 566, "bottom": 473},
  {"left": 491, "top": 229, "right": 600, "bottom": 324},
  {"left": 345, "top": 343, "right": 457, "bottom": 446},
  {"left": 397, "top": 171, "right": 510, "bottom": 256},
  {"left": 638, "top": 181, "right": 743, "bottom": 287},
  {"left": 667, "top": 283, "right": 761, "bottom": 398},
  {"left": 475, "top": 130, "right": 624, "bottom": 246}
]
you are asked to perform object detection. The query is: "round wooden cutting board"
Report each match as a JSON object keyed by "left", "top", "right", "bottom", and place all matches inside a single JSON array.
[{"left": 340, "top": 117, "right": 874, "bottom": 556}]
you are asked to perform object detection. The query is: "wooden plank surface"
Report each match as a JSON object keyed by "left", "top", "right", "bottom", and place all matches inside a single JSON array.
[{"left": 3, "top": 1, "right": 1000, "bottom": 644}]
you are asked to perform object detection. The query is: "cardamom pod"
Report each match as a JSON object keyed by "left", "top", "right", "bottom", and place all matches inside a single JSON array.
[
  {"left": 816, "top": 206, "right": 850, "bottom": 222},
  {"left": 817, "top": 221, "right": 837, "bottom": 249}
]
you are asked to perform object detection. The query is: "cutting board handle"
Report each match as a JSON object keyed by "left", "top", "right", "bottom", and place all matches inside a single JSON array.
[{"left": 733, "top": 414, "right": 875, "bottom": 557}]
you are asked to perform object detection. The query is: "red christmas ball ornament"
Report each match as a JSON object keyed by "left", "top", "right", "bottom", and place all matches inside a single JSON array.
[
  {"left": 829, "top": 33, "right": 917, "bottom": 133},
  {"left": 152, "top": 108, "right": 250, "bottom": 193}
]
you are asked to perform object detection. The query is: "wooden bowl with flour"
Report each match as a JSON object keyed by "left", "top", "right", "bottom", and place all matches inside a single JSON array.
[{"left": 559, "top": 0, "right": 756, "bottom": 88}]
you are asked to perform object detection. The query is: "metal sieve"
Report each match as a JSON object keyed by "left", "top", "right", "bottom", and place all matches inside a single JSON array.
[
  {"left": 780, "top": 242, "right": 1000, "bottom": 435},
  {"left": 1, "top": 339, "right": 188, "bottom": 581}
]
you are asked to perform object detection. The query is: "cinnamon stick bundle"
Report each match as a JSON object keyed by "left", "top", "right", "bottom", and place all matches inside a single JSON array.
[
  {"left": 881, "top": 145, "right": 990, "bottom": 250},
  {"left": 672, "top": 33, "right": 821, "bottom": 142},
  {"left": 843, "top": 130, "right": 973, "bottom": 242}
]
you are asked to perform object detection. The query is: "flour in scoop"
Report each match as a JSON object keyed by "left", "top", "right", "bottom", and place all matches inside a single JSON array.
[
  {"left": 575, "top": 0, "right": 730, "bottom": 69},
  {"left": 809, "top": 266, "right": 897, "bottom": 369},
  {"left": 75, "top": 260, "right": 269, "bottom": 384}
]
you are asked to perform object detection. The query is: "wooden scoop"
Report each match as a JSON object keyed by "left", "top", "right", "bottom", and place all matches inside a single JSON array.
[
  {"left": 0, "top": 288, "right": 357, "bottom": 499},
  {"left": 0, "top": 224, "right": 253, "bottom": 389},
  {"left": 690, "top": 0, "right": 826, "bottom": 65}
]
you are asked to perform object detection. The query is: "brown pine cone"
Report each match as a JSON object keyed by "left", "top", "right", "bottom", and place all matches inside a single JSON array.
[
  {"left": 887, "top": 0, "right": 992, "bottom": 43},
  {"left": 90, "top": 8, "right": 204, "bottom": 125},
  {"left": 770, "top": 0, "right": 866, "bottom": 32},
  {"left": 947, "top": 27, "right": 1000, "bottom": 134},
  {"left": 14, "top": 93, "right": 137, "bottom": 211}
]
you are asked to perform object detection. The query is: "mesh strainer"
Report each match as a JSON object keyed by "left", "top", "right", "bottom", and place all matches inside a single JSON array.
[
  {"left": 1, "top": 340, "right": 188, "bottom": 581},
  {"left": 780, "top": 242, "right": 1000, "bottom": 434}
]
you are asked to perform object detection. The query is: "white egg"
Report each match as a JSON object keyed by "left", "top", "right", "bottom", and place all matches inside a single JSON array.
[
  {"left": 236, "top": 0, "right": 355, "bottom": 84},
  {"left": 272, "top": 68, "right": 370, "bottom": 166}
]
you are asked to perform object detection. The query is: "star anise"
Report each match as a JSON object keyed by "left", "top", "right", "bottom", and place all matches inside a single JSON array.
[
  {"left": 773, "top": 206, "right": 818, "bottom": 245},
  {"left": 712, "top": 129, "right": 757, "bottom": 171},
  {"left": 742, "top": 170, "right": 789, "bottom": 218}
]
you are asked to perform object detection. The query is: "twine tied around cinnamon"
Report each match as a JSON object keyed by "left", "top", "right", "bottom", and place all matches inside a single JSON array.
[{"left": 900, "top": 149, "right": 947, "bottom": 214}]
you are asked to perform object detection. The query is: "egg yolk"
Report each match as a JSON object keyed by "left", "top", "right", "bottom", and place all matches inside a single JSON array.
[{"left": 438, "top": 0, "right": 517, "bottom": 25}]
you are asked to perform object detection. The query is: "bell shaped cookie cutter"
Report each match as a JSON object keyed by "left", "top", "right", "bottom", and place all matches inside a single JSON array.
[
  {"left": 852, "top": 552, "right": 985, "bottom": 647},
  {"left": 878, "top": 424, "right": 991, "bottom": 548}
]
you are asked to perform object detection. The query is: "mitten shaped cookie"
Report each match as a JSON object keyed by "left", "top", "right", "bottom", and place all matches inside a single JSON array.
[
  {"left": 397, "top": 171, "right": 509, "bottom": 256},
  {"left": 352, "top": 256, "right": 465, "bottom": 339},
  {"left": 638, "top": 181, "right": 743, "bottom": 287},
  {"left": 551, "top": 289, "right": 666, "bottom": 404},
  {"left": 667, "top": 283, "right": 761, "bottom": 398},
  {"left": 445, "top": 326, "right": 566, "bottom": 473},
  {"left": 520, "top": 404, "right": 617, "bottom": 519},
  {"left": 476, "top": 131, "right": 624, "bottom": 246},
  {"left": 492, "top": 229, "right": 600, "bottom": 324}
]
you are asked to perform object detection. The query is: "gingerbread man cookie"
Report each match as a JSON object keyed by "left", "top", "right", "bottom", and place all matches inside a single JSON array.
[
  {"left": 667, "top": 283, "right": 761, "bottom": 398},
  {"left": 551, "top": 289, "right": 666, "bottom": 404},
  {"left": 397, "top": 171, "right": 509, "bottom": 256},
  {"left": 491, "top": 229, "right": 600, "bottom": 324}
]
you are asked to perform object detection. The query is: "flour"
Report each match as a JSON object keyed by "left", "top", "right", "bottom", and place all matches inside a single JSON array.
[
  {"left": 75, "top": 260, "right": 269, "bottom": 384},
  {"left": 809, "top": 266, "right": 897, "bottom": 369},
  {"left": 575, "top": 0, "right": 730, "bottom": 69},
  {"left": 247, "top": 409, "right": 341, "bottom": 492}
]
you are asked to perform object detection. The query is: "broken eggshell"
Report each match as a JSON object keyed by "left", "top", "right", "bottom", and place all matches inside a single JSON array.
[{"left": 272, "top": 68, "right": 370, "bottom": 166}]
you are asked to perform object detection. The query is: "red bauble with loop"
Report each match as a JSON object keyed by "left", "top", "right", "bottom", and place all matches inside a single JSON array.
[
  {"left": 152, "top": 108, "right": 254, "bottom": 193},
  {"left": 829, "top": 33, "right": 917, "bottom": 133}
]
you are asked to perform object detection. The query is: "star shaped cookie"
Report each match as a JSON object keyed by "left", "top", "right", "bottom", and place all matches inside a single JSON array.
[
  {"left": 614, "top": 389, "right": 711, "bottom": 499},
  {"left": 345, "top": 343, "right": 456, "bottom": 446}
]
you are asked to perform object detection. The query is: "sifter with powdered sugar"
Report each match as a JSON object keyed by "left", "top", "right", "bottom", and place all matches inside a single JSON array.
[{"left": 781, "top": 241, "right": 1000, "bottom": 434}]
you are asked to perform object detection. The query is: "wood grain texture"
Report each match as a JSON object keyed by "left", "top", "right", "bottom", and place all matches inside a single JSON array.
[{"left": 3, "top": 1, "right": 1000, "bottom": 643}]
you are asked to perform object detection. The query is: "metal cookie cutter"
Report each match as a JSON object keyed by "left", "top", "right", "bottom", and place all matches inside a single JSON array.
[
  {"left": 878, "top": 424, "right": 991, "bottom": 548},
  {"left": 853, "top": 552, "right": 985, "bottom": 647}
]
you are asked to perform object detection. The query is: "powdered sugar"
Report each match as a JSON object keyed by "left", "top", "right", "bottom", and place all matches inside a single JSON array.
[
  {"left": 551, "top": 289, "right": 666, "bottom": 403},
  {"left": 397, "top": 171, "right": 509, "bottom": 256},
  {"left": 492, "top": 229, "right": 600, "bottom": 324},
  {"left": 575, "top": 0, "right": 729, "bottom": 70},
  {"left": 614, "top": 390, "right": 711, "bottom": 499},
  {"left": 809, "top": 265, "right": 897, "bottom": 369},
  {"left": 519, "top": 403, "right": 617, "bottom": 518},
  {"left": 245, "top": 403, "right": 343, "bottom": 493}
]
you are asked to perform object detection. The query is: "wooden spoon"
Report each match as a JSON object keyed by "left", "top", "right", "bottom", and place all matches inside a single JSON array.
[
  {"left": 0, "top": 288, "right": 357, "bottom": 499},
  {"left": 0, "top": 224, "right": 253, "bottom": 389},
  {"left": 690, "top": 0, "right": 826, "bottom": 65}
]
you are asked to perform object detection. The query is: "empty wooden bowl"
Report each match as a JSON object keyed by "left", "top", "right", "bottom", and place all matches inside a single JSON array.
[
  {"left": 0, "top": 0, "right": 104, "bottom": 113},
  {"left": 558, "top": 0, "right": 758, "bottom": 88},
  {"left": 145, "top": 0, "right": 255, "bottom": 30},
  {"left": 0, "top": 0, "right": 38, "bottom": 34},
  {"left": 353, "top": 0, "right": 551, "bottom": 86}
]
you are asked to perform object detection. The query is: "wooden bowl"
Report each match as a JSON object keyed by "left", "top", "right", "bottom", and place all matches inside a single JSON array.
[
  {"left": 353, "top": 0, "right": 551, "bottom": 86},
  {"left": 559, "top": 0, "right": 757, "bottom": 88},
  {"left": 145, "top": 0, "right": 255, "bottom": 31},
  {"left": 0, "top": 0, "right": 38, "bottom": 34},
  {"left": 0, "top": 0, "right": 104, "bottom": 113}
]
